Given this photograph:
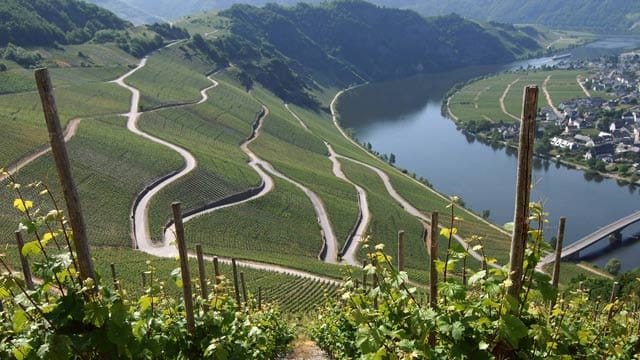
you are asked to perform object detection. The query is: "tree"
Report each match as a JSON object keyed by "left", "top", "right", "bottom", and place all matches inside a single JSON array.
[
  {"left": 481, "top": 209, "right": 490, "bottom": 219},
  {"left": 389, "top": 153, "right": 396, "bottom": 164},
  {"left": 605, "top": 258, "right": 622, "bottom": 275},
  {"left": 0, "top": 63, "right": 6, "bottom": 72}
]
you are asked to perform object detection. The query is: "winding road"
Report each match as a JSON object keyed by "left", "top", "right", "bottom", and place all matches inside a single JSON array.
[
  {"left": 542, "top": 75, "right": 562, "bottom": 118},
  {"left": 325, "top": 143, "right": 370, "bottom": 266},
  {"left": 115, "top": 58, "right": 340, "bottom": 270},
  {"left": 500, "top": 78, "right": 522, "bottom": 121},
  {"left": 0, "top": 118, "right": 82, "bottom": 182},
  {"left": 577, "top": 75, "right": 592, "bottom": 98}
]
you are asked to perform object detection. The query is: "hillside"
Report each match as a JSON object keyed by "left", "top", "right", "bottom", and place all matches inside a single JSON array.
[
  {"left": 374, "top": 0, "right": 640, "bottom": 34},
  {"left": 0, "top": 0, "right": 129, "bottom": 47},
  {"left": 200, "top": 1, "right": 542, "bottom": 106},
  {"left": 83, "top": 0, "right": 640, "bottom": 35}
]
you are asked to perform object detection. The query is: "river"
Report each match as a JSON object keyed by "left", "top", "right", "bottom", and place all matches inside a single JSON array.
[{"left": 338, "top": 35, "right": 640, "bottom": 272}]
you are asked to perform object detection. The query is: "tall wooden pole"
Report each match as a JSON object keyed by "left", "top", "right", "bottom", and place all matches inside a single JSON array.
[
  {"left": 397, "top": 230, "right": 405, "bottom": 271},
  {"left": 508, "top": 85, "right": 539, "bottom": 301},
  {"left": 35, "top": 68, "right": 95, "bottom": 282},
  {"left": 428, "top": 212, "right": 439, "bottom": 348},
  {"left": 551, "top": 217, "right": 566, "bottom": 288},
  {"left": 196, "top": 245, "right": 208, "bottom": 300},
  {"left": 428, "top": 212, "right": 439, "bottom": 309},
  {"left": 232, "top": 258, "right": 241, "bottom": 307},
  {"left": 172, "top": 202, "right": 195, "bottom": 335}
]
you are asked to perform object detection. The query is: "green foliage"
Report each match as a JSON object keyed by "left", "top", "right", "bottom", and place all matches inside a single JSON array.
[
  {"left": 2, "top": 44, "right": 42, "bottom": 68},
  {"left": 311, "top": 203, "right": 640, "bottom": 359},
  {"left": 605, "top": 258, "right": 623, "bottom": 275},
  {"left": 0, "top": 0, "right": 128, "bottom": 48},
  {"left": 0, "top": 177, "right": 294, "bottom": 359}
]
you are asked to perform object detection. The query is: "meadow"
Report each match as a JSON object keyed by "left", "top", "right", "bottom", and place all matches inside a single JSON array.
[{"left": 450, "top": 69, "right": 608, "bottom": 126}]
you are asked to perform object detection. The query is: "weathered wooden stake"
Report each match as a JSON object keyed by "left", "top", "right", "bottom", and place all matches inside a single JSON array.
[
  {"left": 172, "top": 202, "right": 195, "bottom": 335},
  {"left": 372, "top": 258, "right": 378, "bottom": 309},
  {"left": 551, "top": 217, "right": 566, "bottom": 289},
  {"left": 508, "top": 85, "right": 539, "bottom": 302},
  {"left": 141, "top": 272, "right": 147, "bottom": 289},
  {"left": 610, "top": 281, "right": 621, "bottom": 303},
  {"left": 397, "top": 230, "right": 405, "bottom": 271},
  {"left": 213, "top": 256, "right": 221, "bottom": 285},
  {"left": 196, "top": 245, "right": 208, "bottom": 301},
  {"left": 35, "top": 68, "right": 95, "bottom": 283},
  {"left": 258, "top": 287, "right": 262, "bottom": 310},
  {"left": 428, "top": 212, "right": 439, "bottom": 348},
  {"left": 240, "top": 271, "right": 248, "bottom": 306},
  {"left": 232, "top": 258, "right": 241, "bottom": 307},
  {"left": 428, "top": 212, "right": 439, "bottom": 309},
  {"left": 361, "top": 260, "right": 368, "bottom": 289},
  {"left": 110, "top": 263, "right": 119, "bottom": 291},
  {"left": 15, "top": 231, "right": 34, "bottom": 290}
]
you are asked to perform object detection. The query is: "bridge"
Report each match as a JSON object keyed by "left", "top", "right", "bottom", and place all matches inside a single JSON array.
[{"left": 541, "top": 210, "right": 640, "bottom": 266}]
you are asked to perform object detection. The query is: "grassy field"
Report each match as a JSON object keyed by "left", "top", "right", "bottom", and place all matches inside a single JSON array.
[
  {"left": 138, "top": 81, "right": 263, "bottom": 238},
  {"left": 0, "top": 116, "right": 183, "bottom": 247},
  {"left": 0, "top": 67, "right": 131, "bottom": 167},
  {"left": 126, "top": 44, "right": 215, "bottom": 110},
  {"left": 450, "top": 69, "right": 597, "bottom": 125}
]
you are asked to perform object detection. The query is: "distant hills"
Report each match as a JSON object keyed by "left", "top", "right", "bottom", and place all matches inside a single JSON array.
[
  {"left": 380, "top": 0, "right": 640, "bottom": 34},
  {"left": 204, "top": 1, "right": 542, "bottom": 106},
  {"left": 85, "top": 0, "right": 640, "bottom": 34},
  {"left": 0, "top": 0, "right": 129, "bottom": 47}
]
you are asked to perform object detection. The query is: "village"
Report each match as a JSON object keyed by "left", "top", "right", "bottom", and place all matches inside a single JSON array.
[{"left": 528, "top": 51, "right": 640, "bottom": 182}]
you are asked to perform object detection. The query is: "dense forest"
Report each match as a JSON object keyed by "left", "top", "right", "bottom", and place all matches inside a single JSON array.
[
  {"left": 375, "top": 0, "right": 640, "bottom": 34},
  {"left": 87, "top": 0, "right": 640, "bottom": 34},
  {"left": 204, "top": 0, "right": 542, "bottom": 106},
  {"left": 0, "top": 0, "right": 129, "bottom": 47}
]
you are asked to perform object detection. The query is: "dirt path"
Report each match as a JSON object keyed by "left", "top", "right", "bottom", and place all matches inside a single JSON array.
[
  {"left": 446, "top": 96, "right": 460, "bottom": 122},
  {"left": 114, "top": 57, "right": 344, "bottom": 280},
  {"left": 500, "top": 78, "right": 521, "bottom": 121},
  {"left": 542, "top": 75, "right": 562, "bottom": 118},
  {"left": 285, "top": 340, "right": 330, "bottom": 360},
  {"left": 325, "top": 143, "right": 370, "bottom": 266},
  {"left": 0, "top": 118, "right": 82, "bottom": 182},
  {"left": 577, "top": 75, "right": 591, "bottom": 98},
  {"left": 284, "top": 104, "right": 310, "bottom": 132}
]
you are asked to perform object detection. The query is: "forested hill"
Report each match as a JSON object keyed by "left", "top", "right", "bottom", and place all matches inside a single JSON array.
[
  {"left": 213, "top": 0, "right": 541, "bottom": 101},
  {"left": 0, "top": 0, "right": 129, "bottom": 47},
  {"left": 376, "top": 0, "right": 640, "bottom": 34}
]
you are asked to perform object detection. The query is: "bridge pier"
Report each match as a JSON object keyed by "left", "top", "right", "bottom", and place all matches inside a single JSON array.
[
  {"left": 609, "top": 231, "right": 622, "bottom": 247},
  {"left": 565, "top": 251, "right": 580, "bottom": 261}
]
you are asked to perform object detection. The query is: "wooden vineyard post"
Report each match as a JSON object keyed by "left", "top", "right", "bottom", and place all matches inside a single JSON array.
[
  {"left": 141, "top": 272, "right": 147, "bottom": 289},
  {"left": 232, "top": 259, "right": 241, "bottom": 308},
  {"left": 172, "top": 202, "right": 195, "bottom": 335},
  {"left": 240, "top": 271, "right": 248, "bottom": 306},
  {"left": 258, "top": 287, "right": 262, "bottom": 310},
  {"left": 397, "top": 230, "right": 405, "bottom": 271},
  {"left": 15, "top": 231, "right": 34, "bottom": 290},
  {"left": 508, "top": 85, "right": 539, "bottom": 303},
  {"left": 610, "top": 282, "right": 620, "bottom": 303},
  {"left": 213, "top": 256, "right": 221, "bottom": 285},
  {"left": 428, "top": 212, "right": 439, "bottom": 309},
  {"left": 361, "top": 260, "right": 368, "bottom": 289},
  {"left": 196, "top": 245, "right": 209, "bottom": 300},
  {"left": 110, "top": 263, "right": 119, "bottom": 291},
  {"left": 552, "top": 217, "right": 567, "bottom": 288},
  {"left": 35, "top": 68, "right": 95, "bottom": 283},
  {"left": 428, "top": 212, "right": 439, "bottom": 348}
]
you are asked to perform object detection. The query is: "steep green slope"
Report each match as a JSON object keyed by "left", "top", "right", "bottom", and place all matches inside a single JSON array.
[
  {"left": 181, "top": 1, "right": 542, "bottom": 107},
  {"left": 0, "top": 0, "right": 129, "bottom": 47}
]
